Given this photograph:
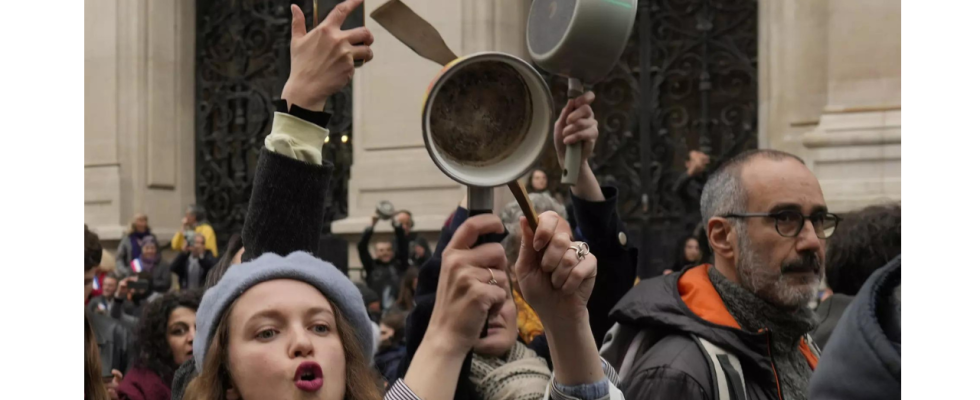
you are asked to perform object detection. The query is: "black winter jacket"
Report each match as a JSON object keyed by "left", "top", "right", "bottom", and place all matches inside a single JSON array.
[
  {"left": 170, "top": 251, "right": 217, "bottom": 290},
  {"left": 601, "top": 265, "right": 820, "bottom": 400}
]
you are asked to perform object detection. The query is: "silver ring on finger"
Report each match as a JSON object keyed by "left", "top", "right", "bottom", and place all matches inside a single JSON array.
[
  {"left": 486, "top": 268, "right": 498, "bottom": 286},
  {"left": 569, "top": 241, "right": 590, "bottom": 261}
]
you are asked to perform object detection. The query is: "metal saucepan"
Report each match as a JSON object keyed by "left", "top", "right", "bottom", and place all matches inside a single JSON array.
[
  {"left": 371, "top": 0, "right": 550, "bottom": 224},
  {"left": 527, "top": 0, "right": 637, "bottom": 185},
  {"left": 375, "top": 200, "right": 396, "bottom": 220}
]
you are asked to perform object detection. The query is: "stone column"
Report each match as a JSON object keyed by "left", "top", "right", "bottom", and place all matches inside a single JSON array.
[
  {"left": 801, "top": 0, "right": 901, "bottom": 211},
  {"left": 332, "top": 0, "right": 532, "bottom": 281},
  {"left": 84, "top": 0, "right": 197, "bottom": 247}
]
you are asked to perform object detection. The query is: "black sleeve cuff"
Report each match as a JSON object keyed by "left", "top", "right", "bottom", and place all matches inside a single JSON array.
[
  {"left": 570, "top": 186, "right": 623, "bottom": 248},
  {"left": 273, "top": 99, "right": 332, "bottom": 128}
]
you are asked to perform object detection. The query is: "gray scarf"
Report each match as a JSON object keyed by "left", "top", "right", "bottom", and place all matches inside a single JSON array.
[{"left": 708, "top": 267, "right": 816, "bottom": 400}]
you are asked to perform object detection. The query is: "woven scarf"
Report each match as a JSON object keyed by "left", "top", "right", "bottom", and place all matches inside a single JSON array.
[
  {"left": 469, "top": 341, "right": 551, "bottom": 400},
  {"left": 708, "top": 266, "right": 816, "bottom": 400}
]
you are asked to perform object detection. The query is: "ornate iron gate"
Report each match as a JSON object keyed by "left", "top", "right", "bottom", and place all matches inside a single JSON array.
[
  {"left": 542, "top": 0, "right": 758, "bottom": 277},
  {"left": 195, "top": 0, "right": 356, "bottom": 248}
]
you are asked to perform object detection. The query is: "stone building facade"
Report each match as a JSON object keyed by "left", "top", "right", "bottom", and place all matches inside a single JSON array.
[{"left": 85, "top": 0, "right": 900, "bottom": 276}]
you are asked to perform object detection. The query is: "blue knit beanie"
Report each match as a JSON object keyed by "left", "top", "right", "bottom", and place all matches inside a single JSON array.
[{"left": 193, "top": 251, "right": 373, "bottom": 373}]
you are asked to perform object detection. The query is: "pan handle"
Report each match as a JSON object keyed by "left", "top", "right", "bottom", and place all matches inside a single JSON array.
[{"left": 562, "top": 77, "right": 585, "bottom": 185}]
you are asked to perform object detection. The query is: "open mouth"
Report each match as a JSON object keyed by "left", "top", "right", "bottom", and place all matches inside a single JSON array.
[{"left": 294, "top": 362, "right": 324, "bottom": 392}]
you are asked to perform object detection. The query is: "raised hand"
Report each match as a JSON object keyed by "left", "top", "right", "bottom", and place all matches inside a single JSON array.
[
  {"left": 686, "top": 150, "right": 710, "bottom": 176},
  {"left": 115, "top": 276, "right": 137, "bottom": 300},
  {"left": 281, "top": 0, "right": 374, "bottom": 111},
  {"left": 514, "top": 211, "right": 596, "bottom": 326},
  {"left": 554, "top": 91, "right": 604, "bottom": 201},
  {"left": 513, "top": 211, "right": 605, "bottom": 386},
  {"left": 554, "top": 91, "right": 598, "bottom": 168},
  {"left": 106, "top": 369, "right": 123, "bottom": 400},
  {"left": 426, "top": 214, "right": 510, "bottom": 353},
  {"left": 404, "top": 215, "right": 510, "bottom": 400}
]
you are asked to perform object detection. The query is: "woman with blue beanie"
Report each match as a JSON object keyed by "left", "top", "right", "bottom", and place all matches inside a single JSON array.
[{"left": 183, "top": 252, "right": 381, "bottom": 400}]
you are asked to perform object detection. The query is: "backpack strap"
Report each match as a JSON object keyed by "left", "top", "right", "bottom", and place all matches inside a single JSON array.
[
  {"left": 693, "top": 335, "right": 747, "bottom": 400},
  {"left": 618, "top": 329, "right": 649, "bottom": 380},
  {"left": 804, "top": 333, "right": 821, "bottom": 357}
]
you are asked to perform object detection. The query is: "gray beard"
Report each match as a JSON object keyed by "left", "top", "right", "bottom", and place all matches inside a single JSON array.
[{"left": 735, "top": 228, "right": 819, "bottom": 311}]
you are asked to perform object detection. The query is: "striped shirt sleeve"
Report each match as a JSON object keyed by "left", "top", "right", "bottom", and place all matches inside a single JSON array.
[{"left": 384, "top": 379, "right": 421, "bottom": 400}]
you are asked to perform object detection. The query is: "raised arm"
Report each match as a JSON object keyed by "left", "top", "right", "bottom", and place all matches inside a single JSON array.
[
  {"left": 241, "top": 2, "right": 374, "bottom": 261},
  {"left": 391, "top": 215, "right": 509, "bottom": 400},
  {"left": 515, "top": 212, "right": 624, "bottom": 400},
  {"left": 555, "top": 92, "right": 638, "bottom": 347},
  {"left": 358, "top": 223, "right": 377, "bottom": 279}
]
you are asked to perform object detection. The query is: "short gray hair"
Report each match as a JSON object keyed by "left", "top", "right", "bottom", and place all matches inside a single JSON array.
[
  {"left": 499, "top": 193, "right": 567, "bottom": 265},
  {"left": 700, "top": 149, "right": 805, "bottom": 227},
  {"left": 499, "top": 193, "right": 567, "bottom": 232}
]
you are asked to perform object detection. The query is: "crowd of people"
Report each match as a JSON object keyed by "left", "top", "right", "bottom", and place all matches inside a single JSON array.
[{"left": 84, "top": 1, "right": 900, "bottom": 399}]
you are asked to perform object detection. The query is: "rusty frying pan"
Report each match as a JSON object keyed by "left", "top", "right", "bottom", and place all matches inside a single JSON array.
[{"left": 527, "top": 0, "right": 637, "bottom": 185}]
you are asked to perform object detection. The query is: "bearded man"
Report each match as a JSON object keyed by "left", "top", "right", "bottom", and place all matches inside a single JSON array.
[{"left": 601, "top": 149, "right": 840, "bottom": 400}]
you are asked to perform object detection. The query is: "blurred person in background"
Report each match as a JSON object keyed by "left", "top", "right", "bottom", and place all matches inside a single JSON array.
[
  {"left": 812, "top": 203, "right": 901, "bottom": 348},
  {"left": 667, "top": 235, "right": 703, "bottom": 275},
  {"left": 86, "top": 315, "right": 121, "bottom": 400},
  {"left": 393, "top": 210, "right": 431, "bottom": 267},
  {"left": 375, "top": 311, "right": 408, "bottom": 385},
  {"left": 525, "top": 168, "right": 553, "bottom": 196},
  {"left": 355, "top": 280, "right": 383, "bottom": 324},
  {"left": 118, "top": 290, "right": 201, "bottom": 400},
  {"left": 116, "top": 214, "right": 153, "bottom": 276},
  {"left": 86, "top": 225, "right": 131, "bottom": 386},
  {"left": 88, "top": 273, "right": 120, "bottom": 315},
  {"left": 123, "top": 236, "right": 172, "bottom": 294},
  {"left": 112, "top": 237, "right": 172, "bottom": 326},
  {"left": 170, "top": 234, "right": 217, "bottom": 291},
  {"left": 91, "top": 249, "right": 117, "bottom": 300},
  {"left": 359, "top": 212, "right": 402, "bottom": 310},
  {"left": 390, "top": 266, "right": 418, "bottom": 314},
  {"left": 171, "top": 205, "right": 218, "bottom": 257}
]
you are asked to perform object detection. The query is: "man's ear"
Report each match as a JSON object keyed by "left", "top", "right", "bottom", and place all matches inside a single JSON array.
[{"left": 707, "top": 217, "right": 735, "bottom": 260}]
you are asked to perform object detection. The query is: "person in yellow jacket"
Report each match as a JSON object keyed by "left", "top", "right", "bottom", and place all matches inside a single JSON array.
[{"left": 171, "top": 205, "right": 218, "bottom": 257}]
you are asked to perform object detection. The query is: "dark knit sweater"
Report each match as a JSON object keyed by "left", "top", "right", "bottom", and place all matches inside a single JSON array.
[{"left": 708, "top": 267, "right": 816, "bottom": 400}]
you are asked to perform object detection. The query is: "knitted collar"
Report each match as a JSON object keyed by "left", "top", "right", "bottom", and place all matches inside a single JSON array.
[{"left": 708, "top": 267, "right": 816, "bottom": 354}]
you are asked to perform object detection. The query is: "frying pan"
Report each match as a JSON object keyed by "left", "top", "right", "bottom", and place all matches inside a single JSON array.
[{"left": 527, "top": 0, "right": 637, "bottom": 185}]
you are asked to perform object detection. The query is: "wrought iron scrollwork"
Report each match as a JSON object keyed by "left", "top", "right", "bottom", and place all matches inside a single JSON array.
[
  {"left": 541, "top": 0, "right": 758, "bottom": 276},
  {"left": 195, "top": 0, "right": 354, "bottom": 245}
]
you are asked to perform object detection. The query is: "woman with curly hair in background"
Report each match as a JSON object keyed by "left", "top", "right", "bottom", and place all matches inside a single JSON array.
[{"left": 118, "top": 290, "right": 202, "bottom": 400}]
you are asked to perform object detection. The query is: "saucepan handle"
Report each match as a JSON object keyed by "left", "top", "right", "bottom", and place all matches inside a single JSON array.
[{"left": 562, "top": 77, "right": 584, "bottom": 185}]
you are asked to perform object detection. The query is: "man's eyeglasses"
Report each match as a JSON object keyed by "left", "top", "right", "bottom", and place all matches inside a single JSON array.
[{"left": 721, "top": 210, "right": 841, "bottom": 239}]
